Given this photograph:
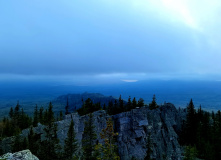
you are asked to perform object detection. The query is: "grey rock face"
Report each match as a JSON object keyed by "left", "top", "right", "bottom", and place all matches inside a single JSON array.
[
  {"left": 113, "top": 104, "right": 183, "bottom": 160},
  {"left": 1, "top": 103, "right": 184, "bottom": 160},
  {"left": 0, "top": 149, "right": 39, "bottom": 160}
]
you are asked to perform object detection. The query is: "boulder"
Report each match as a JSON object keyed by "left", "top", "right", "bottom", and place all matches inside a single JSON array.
[{"left": 0, "top": 149, "right": 39, "bottom": 160}]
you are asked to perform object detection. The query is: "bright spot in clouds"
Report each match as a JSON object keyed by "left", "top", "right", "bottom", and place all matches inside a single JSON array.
[
  {"left": 161, "top": 0, "right": 198, "bottom": 29},
  {"left": 121, "top": 80, "right": 138, "bottom": 83}
]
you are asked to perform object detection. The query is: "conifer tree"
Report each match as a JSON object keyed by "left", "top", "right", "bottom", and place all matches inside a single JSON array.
[
  {"left": 82, "top": 113, "right": 97, "bottom": 160},
  {"left": 103, "top": 103, "right": 106, "bottom": 111},
  {"left": 28, "top": 127, "right": 40, "bottom": 156},
  {"left": 9, "top": 107, "right": 14, "bottom": 118},
  {"left": 132, "top": 97, "right": 137, "bottom": 109},
  {"left": 107, "top": 101, "right": 113, "bottom": 115},
  {"left": 13, "top": 101, "right": 21, "bottom": 123},
  {"left": 183, "top": 146, "right": 197, "bottom": 160},
  {"left": 39, "top": 107, "right": 44, "bottom": 124},
  {"left": 65, "top": 98, "right": 70, "bottom": 115},
  {"left": 33, "top": 105, "right": 39, "bottom": 127},
  {"left": 127, "top": 96, "right": 132, "bottom": 110},
  {"left": 149, "top": 94, "right": 158, "bottom": 110},
  {"left": 12, "top": 135, "right": 22, "bottom": 152},
  {"left": 22, "top": 137, "right": 28, "bottom": 149},
  {"left": 184, "top": 99, "right": 197, "bottom": 145},
  {"left": 40, "top": 122, "right": 60, "bottom": 160},
  {"left": 144, "top": 133, "right": 153, "bottom": 160},
  {"left": 48, "top": 102, "right": 54, "bottom": 123},
  {"left": 137, "top": 98, "right": 144, "bottom": 107},
  {"left": 64, "top": 118, "right": 78, "bottom": 159},
  {"left": 119, "top": 95, "right": 124, "bottom": 112},
  {"left": 97, "top": 118, "right": 119, "bottom": 160},
  {"left": 39, "top": 102, "right": 61, "bottom": 160},
  {"left": 113, "top": 100, "right": 118, "bottom": 115},
  {"left": 59, "top": 111, "right": 63, "bottom": 121},
  {"left": 28, "top": 127, "right": 35, "bottom": 151}
]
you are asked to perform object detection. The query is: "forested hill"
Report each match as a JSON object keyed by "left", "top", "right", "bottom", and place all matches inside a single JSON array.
[
  {"left": 0, "top": 93, "right": 118, "bottom": 119},
  {"left": 52, "top": 92, "right": 118, "bottom": 112}
]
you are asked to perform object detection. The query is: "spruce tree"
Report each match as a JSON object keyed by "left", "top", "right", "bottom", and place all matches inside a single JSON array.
[
  {"left": 183, "top": 146, "right": 197, "bottom": 160},
  {"left": 103, "top": 103, "right": 106, "bottom": 111},
  {"left": 65, "top": 98, "right": 70, "bottom": 115},
  {"left": 137, "top": 98, "right": 144, "bottom": 107},
  {"left": 12, "top": 135, "right": 22, "bottom": 152},
  {"left": 40, "top": 122, "right": 60, "bottom": 160},
  {"left": 132, "top": 97, "right": 137, "bottom": 109},
  {"left": 9, "top": 107, "right": 14, "bottom": 118},
  {"left": 149, "top": 95, "right": 157, "bottom": 110},
  {"left": 82, "top": 113, "right": 97, "bottom": 160},
  {"left": 119, "top": 95, "right": 124, "bottom": 112},
  {"left": 113, "top": 99, "right": 118, "bottom": 115},
  {"left": 39, "top": 102, "right": 60, "bottom": 160},
  {"left": 127, "top": 96, "right": 132, "bottom": 111},
  {"left": 107, "top": 101, "right": 113, "bottom": 115},
  {"left": 22, "top": 137, "right": 28, "bottom": 149},
  {"left": 144, "top": 133, "right": 153, "bottom": 160},
  {"left": 33, "top": 105, "right": 39, "bottom": 127},
  {"left": 28, "top": 127, "right": 35, "bottom": 151},
  {"left": 28, "top": 127, "right": 40, "bottom": 156},
  {"left": 13, "top": 101, "right": 21, "bottom": 125},
  {"left": 39, "top": 107, "right": 44, "bottom": 124},
  {"left": 48, "top": 102, "right": 54, "bottom": 123},
  {"left": 185, "top": 99, "right": 197, "bottom": 145},
  {"left": 59, "top": 111, "right": 63, "bottom": 120},
  {"left": 64, "top": 118, "right": 78, "bottom": 159}
]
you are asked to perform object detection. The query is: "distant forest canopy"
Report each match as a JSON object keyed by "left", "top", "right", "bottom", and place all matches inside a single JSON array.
[{"left": 1, "top": 95, "right": 221, "bottom": 159}]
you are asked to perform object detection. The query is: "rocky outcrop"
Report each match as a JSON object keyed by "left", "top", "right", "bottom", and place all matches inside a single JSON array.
[
  {"left": 1, "top": 103, "right": 185, "bottom": 160},
  {"left": 0, "top": 149, "right": 39, "bottom": 160},
  {"left": 113, "top": 103, "right": 184, "bottom": 160}
]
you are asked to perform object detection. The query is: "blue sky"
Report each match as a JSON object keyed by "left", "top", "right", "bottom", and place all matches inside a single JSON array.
[{"left": 1, "top": 0, "right": 221, "bottom": 84}]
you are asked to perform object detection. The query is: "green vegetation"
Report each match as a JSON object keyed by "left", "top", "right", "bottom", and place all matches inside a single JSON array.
[
  {"left": 77, "top": 98, "right": 102, "bottom": 116},
  {"left": 183, "top": 146, "right": 197, "bottom": 160},
  {"left": 65, "top": 98, "right": 70, "bottom": 115},
  {"left": 63, "top": 118, "right": 78, "bottom": 159},
  {"left": 149, "top": 94, "right": 158, "bottom": 110},
  {"left": 0, "top": 102, "right": 32, "bottom": 138},
  {"left": 105, "top": 95, "right": 146, "bottom": 115},
  {"left": 144, "top": 133, "right": 153, "bottom": 160},
  {"left": 96, "top": 118, "right": 120, "bottom": 160},
  {"left": 82, "top": 113, "right": 97, "bottom": 160},
  {"left": 180, "top": 99, "right": 221, "bottom": 160}
]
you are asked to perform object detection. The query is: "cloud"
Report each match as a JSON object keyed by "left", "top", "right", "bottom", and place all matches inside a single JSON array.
[{"left": 0, "top": 0, "right": 221, "bottom": 81}]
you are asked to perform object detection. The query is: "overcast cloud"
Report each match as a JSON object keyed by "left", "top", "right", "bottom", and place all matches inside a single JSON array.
[{"left": 1, "top": 0, "right": 221, "bottom": 82}]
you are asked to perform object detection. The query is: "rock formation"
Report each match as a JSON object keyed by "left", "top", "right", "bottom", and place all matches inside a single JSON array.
[
  {"left": 0, "top": 149, "right": 39, "bottom": 160},
  {"left": 0, "top": 103, "right": 185, "bottom": 160}
]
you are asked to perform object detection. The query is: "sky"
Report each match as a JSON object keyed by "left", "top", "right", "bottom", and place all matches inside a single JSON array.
[{"left": 1, "top": 0, "right": 221, "bottom": 84}]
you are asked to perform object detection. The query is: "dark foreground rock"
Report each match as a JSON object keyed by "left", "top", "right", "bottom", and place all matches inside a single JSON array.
[{"left": 1, "top": 103, "right": 185, "bottom": 160}]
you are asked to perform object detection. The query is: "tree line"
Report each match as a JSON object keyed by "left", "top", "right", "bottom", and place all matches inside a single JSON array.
[
  {"left": 181, "top": 99, "right": 221, "bottom": 160},
  {"left": 76, "top": 94, "right": 158, "bottom": 116}
]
